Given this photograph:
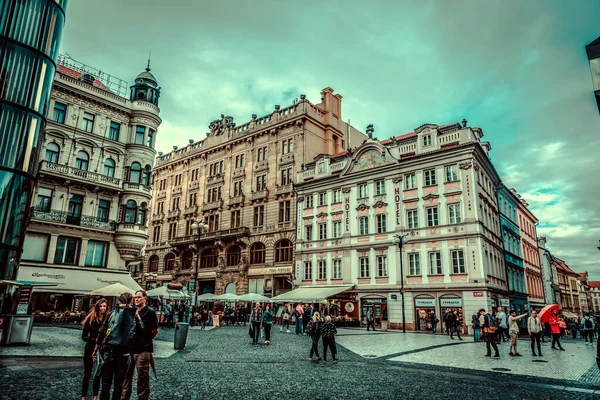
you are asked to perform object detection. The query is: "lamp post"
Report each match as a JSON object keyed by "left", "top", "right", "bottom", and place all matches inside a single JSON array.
[
  {"left": 586, "top": 36, "right": 600, "bottom": 115},
  {"left": 392, "top": 234, "right": 408, "bottom": 333},
  {"left": 191, "top": 220, "right": 209, "bottom": 307}
]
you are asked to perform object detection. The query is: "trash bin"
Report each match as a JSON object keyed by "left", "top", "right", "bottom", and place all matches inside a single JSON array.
[
  {"left": 381, "top": 320, "right": 388, "bottom": 331},
  {"left": 174, "top": 322, "right": 189, "bottom": 350}
]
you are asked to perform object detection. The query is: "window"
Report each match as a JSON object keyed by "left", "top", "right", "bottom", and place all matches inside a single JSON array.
[
  {"left": 333, "top": 189, "right": 342, "bottom": 203},
  {"left": 319, "top": 223, "right": 327, "bottom": 240},
  {"left": 104, "top": 158, "right": 115, "bottom": 177},
  {"left": 274, "top": 239, "right": 293, "bottom": 262},
  {"left": 191, "top": 169, "right": 199, "bottom": 181},
  {"left": 359, "top": 257, "right": 370, "bottom": 278},
  {"left": 231, "top": 210, "right": 241, "bottom": 228},
  {"left": 67, "top": 194, "right": 83, "bottom": 223},
  {"left": 234, "top": 154, "right": 245, "bottom": 169},
  {"left": 97, "top": 199, "right": 110, "bottom": 222},
  {"left": 147, "top": 129, "right": 155, "bottom": 147},
  {"left": 429, "top": 252, "right": 442, "bottom": 275},
  {"left": 168, "top": 222, "right": 177, "bottom": 240},
  {"left": 85, "top": 241, "right": 106, "bottom": 267},
  {"left": 451, "top": 250, "right": 465, "bottom": 273},
  {"left": 54, "top": 236, "right": 79, "bottom": 265},
  {"left": 174, "top": 174, "right": 182, "bottom": 186},
  {"left": 159, "top": 179, "right": 166, "bottom": 191},
  {"left": 53, "top": 102, "right": 66, "bottom": 123},
  {"left": 304, "top": 261, "right": 312, "bottom": 280},
  {"left": 426, "top": 207, "right": 439, "bottom": 227},
  {"left": 318, "top": 192, "right": 327, "bottom": 206},
  {"left": 333, "top": 221, "right": 342, "bottom": 238},
  {"left": 142, "top": 165, "right": 151, "bottom": 186},
  {"left": 171, "top": 197, "right": 180, "bottom": 211},
  {"left": 124, "top": 200, "right": 137, "bottom": 223},
  {"left": 137, "top": 203, "right": 147, "bottom": 225},
  {"left": 423, "top": 134, "right": 431, "bottom": 146},
  {"left": 424, "top": 169, "right": 436, "bottom": 186},
  {"left": 445, "top": 165, "right": 458, "bottom": 182},
  {"left": 358, "top": 183, "right": 368, "bottom": 198},
  {"left": 188, "top": 192, "right": 197, "bottom": 207},
  {"left": 22, "top": 233, "right": 49, "bottom": 261},
  {"left": 45, "top": 142, "right": 60, "bottom": 163},
  {"left": 257, "top": 146, "right": 267, "bottom": 161},
  {"left": 376, "top": 255, "right": 388, "bottom": 277},
  {"left": 375, "top": 180, "right": 386, "bottom": 195},
  {"left": 282, "top": 138, "right": 294, "bottom": 154},
  {"left": 182, "top": 250, "right": 193, "bottom": 270},
  {"left": 135, "top": 126, "right": 145, "bottom": 144},
  {"left": 227, "top": 245, "right": 241, "bottom": 266},
  {"left": 75, "top": 151, "right": 89, "bottom": 171},
  {"left": 256, "top": 174, "right": 267, "bottom": 191},
  {"left": 318, "top": 260, "right": 327, "bottom": 280},
  {"left": 448, "top": 203, "right": 462, "bottom": 224},
  {"left": 250, "top": 243, "right": 266, "bottom": 264},
  {"left": 207, "top": 214, "right": 219, "bottom": 232},
  {"left": 109, "top": 121, "right": 120, "bottom": 141},
  {"left": 279, "top": 200, "right": 291, "bottom": 223},
  {"left": 376, "top": 214, "right": 387, "bottom": 233},
  {"left": 409, "top": 253, "right": 421, "bottom": 275},
  {"left": 130, "top": 162, "right": 141, "bottom": 183},
  {"left": 82, "top": 112, "right": 94, "bottom": 132},
  {"left": 209, "top": 161, "right": 224, "bottom": 176},
  {"left": 36, "top": 188, "right": 52, "bottom": 212},
  {"left": 207, "top": 186, "right": 222, "bottom": 202},
  {"left": 405, "top": 174, "right": 416, "bottom": 190},
  {"left": 164, "top": 253, "right": 176, "bottom": 271},
  {"left": 254, "top": 205, "right": 264, "bottom": 226},
  {"left": 333, "top": 259, "right": 342, "bottom": 279},
  {"left": 407, "top": 210, "right": 418, "bottom": 229},
  {"left": 281, "top": 168, "right": 292, "bottom": 185},
  {"left": 152, "top": 226, "right": 161, "bottom": 243},
  {"left": 305, "top": 195, "right": 314, "bottom": 208},
  {"left": 305, "top": 225, "right": 313, "bottom": 241},
  {"left": 359, "top": 216, "right": 369, "bottom": 235},
  {"left": 233, "top": 181, "right": 243, "bottom": 196}
]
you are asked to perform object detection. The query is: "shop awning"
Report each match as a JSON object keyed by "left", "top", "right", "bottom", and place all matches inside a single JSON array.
[
  {"left": 16, "top": 265, "right": 141, "bottom": 294},
  {"left": 1, "top": 280, "right": 58, "bottom": 287},
  {"left": 562, "top": 311, "right": 578, "bottom": 318},
  {"left": 271, "top": 285, "right": 354, "bottom": 303}
]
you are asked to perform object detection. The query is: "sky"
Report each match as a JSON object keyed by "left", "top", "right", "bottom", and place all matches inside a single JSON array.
[{"left": 59, "top": 1, "right": 600, "bottom": 278}]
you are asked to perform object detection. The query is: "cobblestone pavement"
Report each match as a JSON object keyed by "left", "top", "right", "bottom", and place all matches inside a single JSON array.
[{"left": 1, "top": 325, "right": 599, "bottom": 399}]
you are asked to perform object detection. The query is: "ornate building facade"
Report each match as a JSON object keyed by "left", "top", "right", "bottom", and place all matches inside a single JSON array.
[
  {"left": 18, "top": 56, "right": 161, "bottom": 311},
  {"left": 142, "top": 88, "right": 364, "bottom": 299},
  {"left": 293, "top": 122, "right": 509, "bottom": 332}
]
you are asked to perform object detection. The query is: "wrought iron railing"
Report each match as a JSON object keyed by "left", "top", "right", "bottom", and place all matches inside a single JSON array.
[
  {"left": 40, "top": 161, "right": 121, "bottom": 187},
  {"left": 30, "top": 207, "right": 116, "bottom": 230}
]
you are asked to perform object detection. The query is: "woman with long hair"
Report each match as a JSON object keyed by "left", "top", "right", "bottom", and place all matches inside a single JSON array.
[
  {"left": 549, "top": 309, "right": 565, "bottom": 351},
  {"left": 280, "top": 304, "right": 291, "bottom": 333},
  {"left": 81, "top": 298, "right": 108, "bottom": 400},
  {"left": 262, "top": 303, "right": 273, "bottom": 344},
  {"left": 306, "top": 312, "right": 323, "bottom": 362}
]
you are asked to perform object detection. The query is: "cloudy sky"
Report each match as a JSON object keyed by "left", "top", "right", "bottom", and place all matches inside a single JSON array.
[{"left": 60, "top": 1, "right": 600, "bottom": 278}]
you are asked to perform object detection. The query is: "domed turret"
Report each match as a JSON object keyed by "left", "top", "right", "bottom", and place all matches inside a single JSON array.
[{"left": 130, "top": 59, "right": 160, "bottom": 106}]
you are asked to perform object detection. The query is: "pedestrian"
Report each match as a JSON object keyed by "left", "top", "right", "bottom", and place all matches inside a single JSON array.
[
  {"left": 471, "top": 313, "right": 481, "bottom": 342},
  {"left": 430, "top": 311, "right": 439, "bottom": 335},
  {"left": 306, "top": 312, "right": 323, "bottom": 362},
  {"left": 121, "top": 289, "right": 159, "bottom": 400},
  {"left": 92, "top": 292, "right": 135, "bottom": 400},
  {"left": 81, "top": 298, "right": 108, "bottom": 400},
  {"left": 366, "top": 307, "right": 376, "bottom": 332},
  {"left": 184, "top": 302, "right": 190, "bottom": 323},
  {"left": 480, "top": 308, "right": 499, "bottom": 358},
  {"left": 177, "top": 301, "right": 185, "bottom": 324},
  {"left": 583, "top": 313, "right": 595, "bottom": 344},
  {"left": 496, "top": 307, "right": 508, "bottom": 343},
  {"left": 528, "top": 310, "right": 543, "bottom": 357},
  {"left": 321, "top": 315, "right": 338, "bottom": 363},
  {"left": 281, "top": 304, "right": 291, "bottom": 333},
  {"left": 294, "top": 303, "right": 304, "bottom": 335},
  {"left": 303, "top": 303, "right": 311, "bottom": 334},
  {"left": 549, "top": 309, "right": 565, "bottom": 351},
  {"left": 449, "top": 310, "right": 462, "bottom": 340},
  {"left": 262, "top": 303, "right": 273, "bottom": 345},
  {"left": 163, "top": 300, "right": 174, "bottom": 329},
  {"left": 239, "top": 304, "right": 247, "bottom": 326},
  {"left": 250, "top": 302, "right": 263, "bottom": 345},
  {"left": 443, "top": 310, "right": 452, "bottom": 335},
  {"left": 507, "top": 310, "right": 528, "bottom": 356}
]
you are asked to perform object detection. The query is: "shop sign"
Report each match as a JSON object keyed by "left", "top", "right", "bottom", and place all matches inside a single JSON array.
[
  {"left": 390, "top": 294, "right": 398, "bottom": 300},
  {"left": 501, "top": 299, "right": 510, "bottom": 306},
  {"left": 197, "top": 271, "right": 216, "bottom": 279},
  {"left": 156, "top": 275, "right": 173, "bottom": 280},
  {"left": 395, "top": 187, "right": 401, "bottom": 224},
  {"left": 248, "top": 266, "right": 292, "bottom": 276},
  {"left": 473, "top": 292, "right": 484, "bottom": 297},
  {"left": 361, "top": 298, "right": 387, "bottom": 305},
  {"left": 345, "top": 303, "right": 355, "bottom": 313},
  {"left": 415, "top": 298, "right": 435, "bottom": 307},
  {"left": 440, "top": 298, "right": 462, "bottom": 307},
  {"left": 344, "top": 197, "right": 350, "bottom": 232}
]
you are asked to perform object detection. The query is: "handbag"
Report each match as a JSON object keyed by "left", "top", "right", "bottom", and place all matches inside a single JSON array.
[
  {"left": 484, "top": 327, "right": 497, "bottom": 333},
  {"left": 92, "top": 351, "right": 104, "bottom": 378},
  {"left": 248, "top": 325, "right": 254, "bottom": 338},
  {"left": 260, "top": 326, "right": 265, "bottom": 338}
]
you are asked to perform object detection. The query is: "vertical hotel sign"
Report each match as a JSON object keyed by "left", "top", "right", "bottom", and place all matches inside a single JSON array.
[
  {"left": 345, "top": 196, "right": 350, "bottom": 232},
  {"left": 395, "top": 187, "right": 401, "bottom": 224}
]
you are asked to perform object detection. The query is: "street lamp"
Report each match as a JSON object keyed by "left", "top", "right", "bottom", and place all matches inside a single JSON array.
[
  {"left": 191, "top": 220, "right": 209, "bottom": 307},
  {"left": 585, "top": 36, "right": 600, "bottom": 115},
  {"left": 392, "top": 234, "right": 408, "bottom": 333}
]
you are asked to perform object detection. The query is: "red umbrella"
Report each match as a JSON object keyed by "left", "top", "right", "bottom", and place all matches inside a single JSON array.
[{"left": 539, "top": 304, "right": 560, "bottom": 323}]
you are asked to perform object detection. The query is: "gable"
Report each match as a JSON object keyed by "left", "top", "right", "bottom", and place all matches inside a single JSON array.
[{"left": 342, "top": 147, "right": 396, "bottom": 176}]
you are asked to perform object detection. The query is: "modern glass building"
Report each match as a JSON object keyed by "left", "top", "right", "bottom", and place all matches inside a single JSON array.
[{"left": 0, "top": 0, "right": 68, "bottom": 288}]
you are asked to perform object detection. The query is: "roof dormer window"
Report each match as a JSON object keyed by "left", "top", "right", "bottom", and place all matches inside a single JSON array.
[{"left": 423, "top": 134, "right": 432, "bottom": 147}]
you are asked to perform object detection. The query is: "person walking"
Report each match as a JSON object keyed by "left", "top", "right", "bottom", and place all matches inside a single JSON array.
[
  {"left": 238, "top": 304, "right": 247, "bottom": 326},
  {"left": 507, "top": 310, "right": 528, "bottom": 356},
  {"left": 163, "top": 300, "right": 174, "bottom": 329},
  {"left": 583, "top": 313, "right": 595, "bottom": 344},
  {"left": 321, "top": 315, "right": 338, "bottom": 363},
  {"left": 449, "top": 310, "right": 462, "bottom": 340},
  {"left": 81, "top": 298, "right": 108, "bottom": 400},
  {"left": 281, "top": 304, "right": 291, "bottom": 333},
  {"left": 262, "top": 303, "right": 273, "bottom": 345},
  {"left": 303, "top": 304, "right": 311, "bottom": 334},
  {"left": 443, "top": 310, "right": 452, "bottom": 335},
  {"left": 294, "top": 303, "right": 304, "bottom": 335},
  {"left": 306, "top": 312, "right": 323, "bottom": 362},
  {"left": 549, "top": 309, "right": 565, "bottom": 351},
  {"left": 430, "top": 311, "right": 439, "bottom": 335},
  {"left": 366, "top": 307, "right": 376, "bottom": 332},
  {"left": 250, "top": 302, "right": 263, "bottom": 345},
  {"left": 528, "top": 310, "right": 543, "bottom": 356},
  {"left": 480, "top": 308, "right": 499, "bottom": 358},
  {"left": 121, "top": 290, "right": 159, "bottom": 400},
  {"left": 471, "top": 313, "right": 481, "bottom": 342},
  {"left": 496, "top": 307, "right": 508, "bottom": 343}
]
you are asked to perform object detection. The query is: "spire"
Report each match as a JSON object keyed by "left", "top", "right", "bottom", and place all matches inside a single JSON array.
[{"left": 146, "top": 50, "right": 151, "bottom": 72}]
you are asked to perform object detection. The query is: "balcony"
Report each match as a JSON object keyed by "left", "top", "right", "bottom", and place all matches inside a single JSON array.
[
  {"left": 183, "top": 205, "right": 198, "bottom": 215},
  {"left": 170, "top": 226, "right": 250, "bottom": 245},
  {"left": 251, "top": 190, "right": 269, "bottom": 201},
  {"left": 276, "top": 184, "right": 293, "bottom": 196},
  {"left": 202, "top": 199, "right": 223, "bottom": 211},
  {"left": 115, "top": 222, "right": 148, "bottom": 235},
  {"left": 229, "top": 195, "right": 245, "bottom": 206},
  {"left": 39, "top": 160, "right": 121, "bottom": 188},
  {"left": 123, "top": 182, "right": 151, "bottom": 194},
  {"left": 207, "top": 174, "right": 224, "bottom": 185},
  {"left": 30, "top": 207, "right": 116, "bottom": 230},
  {"left": 151, "top": 214, "right": 164, "bottom": 222},
  {"left": 167, "top": 209, "right": 180, "bottom": 219}
]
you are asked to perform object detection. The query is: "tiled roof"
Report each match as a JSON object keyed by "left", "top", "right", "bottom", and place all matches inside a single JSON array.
[
  {"left": 57, "top": 65, "right": 112, "bottom": 93},
  {"left": 380, "top": 131, "right": 418, "bottom": 145},
  {"left": 589, "top": 281, "right": 600, "bottom": 288}
]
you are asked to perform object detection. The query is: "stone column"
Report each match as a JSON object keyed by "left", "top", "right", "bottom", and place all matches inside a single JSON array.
[
  {"left": 79, "top": 238, "right": 89, "bottom": 267},
  {"left": 46, "top": 234, "right": 59, "bottom": 263}
]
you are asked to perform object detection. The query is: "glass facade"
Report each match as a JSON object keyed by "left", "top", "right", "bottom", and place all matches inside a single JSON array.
[{"left": 0, "top": 0, "right": 67, "bottom": 284}]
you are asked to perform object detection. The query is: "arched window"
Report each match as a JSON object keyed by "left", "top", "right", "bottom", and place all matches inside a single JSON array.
[
  {"left": 227, "top": 245, "right": 241, "bottom": 266},
  {"left": 142, "top": 165, "right": 151, "bottom": 186},
  {"left": 45, "top": 142, "right": 60, "bottom": 163},
  {"left": 104, "top": 158, "right": 115, "bottom": 177},
  {"left": 182, "top": 250, "right": 194, "bottom": 270},
  {"left": 124, "top": 200, "right": 137, "bottom": 223},
  {"left": 130, "top": 162, "right": 141, "bottom": 183},
  {"left": 225, "top": 282, "right": 237, "bottom": 294},
  {"left": 75, "top": 151, "right": 89, "bottom": 170},
  {"left": 274, "top": 239, "right": 293, "bottom": 263},
  {"left": 250, "top": 242, "right": 265, "bottom": 264},
  {"left": 148, "top": 255, "right": 159, "bottom": 272},
  {"left": 164, "top": 253, "right": 175, "bottom": 271},
  {"left": 137, "top": 202, "right": 147, "bottom": 225},
  {"left": 200, "top": 248, "right": 218, "bottom": 269}
]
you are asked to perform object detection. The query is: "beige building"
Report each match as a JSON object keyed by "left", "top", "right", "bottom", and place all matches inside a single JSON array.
[
  {"left": 589, "top": 282, "right": 600, "bottom": 314},
  {"left": 19, "top": 56, "right": 161, "bottom": 312},
  {"left": 143, "top": 88, "right": 364, "bottom": 299}
]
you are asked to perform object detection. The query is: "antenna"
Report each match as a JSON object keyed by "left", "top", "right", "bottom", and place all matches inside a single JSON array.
[{"left": 146, "top": 50, "right": 151, "bottom": 72}]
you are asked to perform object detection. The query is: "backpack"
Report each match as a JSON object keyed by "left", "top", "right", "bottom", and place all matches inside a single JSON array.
[
  {"left": 585, "top": 317, "right": 593, "bottom": 329},
  {"left": 104, "top": 307, "right": 136, "bottom": 348}
]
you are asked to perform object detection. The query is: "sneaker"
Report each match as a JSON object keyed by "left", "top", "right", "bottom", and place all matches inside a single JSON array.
[
  {"left": 316, "top": 357, "right": 322, "bottom": 362},
  {"left": 280, "top": 327, "right": 283, "bottom": 332},
  {"left": 308, "top": 358, "right": 313, "bottom": 362},
  {"left": 485, "top": 354, "right": 491, "bottom": 357},
  {"left": 286, "top": 330, "right": 291, "bottom": 333},
  {"left": 538, "top": 353, "right": 543, "bottom": 356},
  {"left": 515, "top": 353, "right": 522, "bottom": 357},
  {"left": 560, "top": 348, "right": 565, "bottom": 351},
  {"left": 532, "top": 353, "right": 537, "bottom": 356},
  {"left": 493, "top": 354, "right": 500, "bottom": 358},
  {"left": 509, "top": 352, "right": 514, "bottom": 356},
  {"left": 332, "top": 359, "right": 338, "bottom": 363}
]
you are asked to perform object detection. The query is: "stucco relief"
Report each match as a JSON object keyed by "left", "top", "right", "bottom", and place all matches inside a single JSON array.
[{"left": 352, "top": 150, "right": 387, "bottom": 172}]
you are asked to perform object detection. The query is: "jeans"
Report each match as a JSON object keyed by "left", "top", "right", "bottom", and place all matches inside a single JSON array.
[
  {"left": 584, "top": 330, "right": 594, "bottom": 343},
  {"left": 432, "top": 323, "right": 437, "bottom": 334},
  {"left": 322, "top": 337, "right": 337, "bottom": 361},
  {"left": 485, "top": 331, "right": 499, "bottom": 356},
  {"left": 530, "top": 332, "right": 542, "bottom": 354},
  {"left": 283, "top": 318, "right": 290, "bottom": 330},
  {"left": 450, "top": 326, "right": 461, "bottom": 339},
  {"left": 474, "top": 328, "right": 481, "bottom": 342},
  {"left": 82, "top": 345, "right": 101, "bottom": 397},
  {"left": 310, "top": 336, "right": 321, "bottom": 358},
  {"left": 121, "top": 351, "right": 152, "bottom": 400},
  {"left": 100, "top": 352, "right": 129, "bottom": 400},
  {"left": 264, "top": 324, "right": 272, "bottom": 342},
  {"left": 367, "top": 319, "right": 375, "bottom": 331},
  {"left": 295, "top": 318, "right": 303, "bottom": 335},
  {"left": 252, "top": 321, "right": 261, "bottom": 343}
]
